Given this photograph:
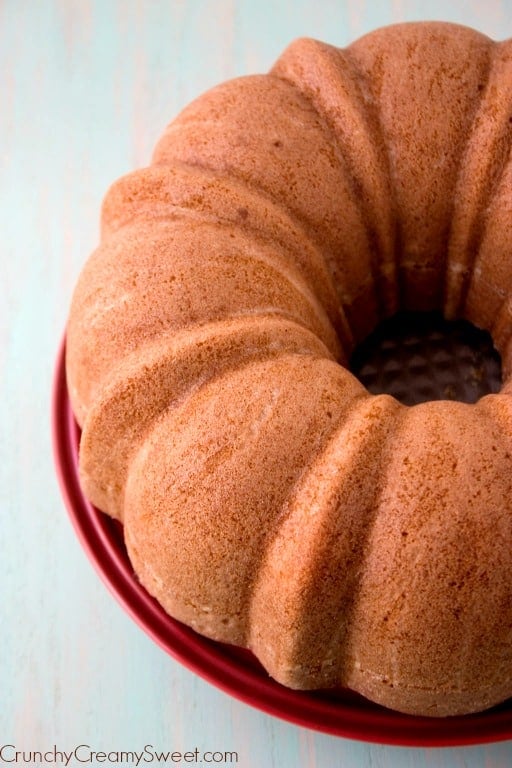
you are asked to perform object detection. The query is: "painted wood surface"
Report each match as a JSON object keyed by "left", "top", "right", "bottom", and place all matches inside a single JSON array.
[{"left": 2, "top": 1, "right": 512, "bottom": 765}]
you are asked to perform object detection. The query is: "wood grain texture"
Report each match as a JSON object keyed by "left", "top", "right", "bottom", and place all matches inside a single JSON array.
[{"left": 2, "top": 0, "right": 512, "bottom": 765}]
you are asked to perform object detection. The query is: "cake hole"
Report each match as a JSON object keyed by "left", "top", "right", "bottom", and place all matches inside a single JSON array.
[{"left": 349, "top": 311, "right": 502, "bottom": 406}]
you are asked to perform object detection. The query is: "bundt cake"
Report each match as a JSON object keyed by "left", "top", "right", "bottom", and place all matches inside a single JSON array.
[{"left": 66, "top": 21, "right": 512, "bottom": 717}]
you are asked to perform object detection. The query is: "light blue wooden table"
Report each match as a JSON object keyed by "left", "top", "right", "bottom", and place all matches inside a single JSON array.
[{"left": 3, "top": 1, "right": 512, "bottom": 765}]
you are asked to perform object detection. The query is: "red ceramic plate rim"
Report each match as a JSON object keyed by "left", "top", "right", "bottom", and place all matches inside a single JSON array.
[{"left": 52, "top": 336, "right": 512, "bottom": 747}]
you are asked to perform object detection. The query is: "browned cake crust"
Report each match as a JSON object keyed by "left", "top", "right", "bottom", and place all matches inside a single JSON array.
[{"left": 66, "top": 22, "right": 512, "bottom": 717}]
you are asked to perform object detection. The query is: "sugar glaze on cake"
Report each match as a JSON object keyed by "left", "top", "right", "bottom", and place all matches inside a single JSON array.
[{"left": 66, "top": 22, "right": 512, "bottom": 717}]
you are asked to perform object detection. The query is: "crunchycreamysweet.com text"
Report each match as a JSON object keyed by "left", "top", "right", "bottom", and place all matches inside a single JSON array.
[{"left": 0, "top": 745, "right": 239, "bottom": 766}]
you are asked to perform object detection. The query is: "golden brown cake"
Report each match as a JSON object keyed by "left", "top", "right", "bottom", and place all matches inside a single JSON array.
[{"left": 66, "top": 21, "right": 512, "bottom": 717}]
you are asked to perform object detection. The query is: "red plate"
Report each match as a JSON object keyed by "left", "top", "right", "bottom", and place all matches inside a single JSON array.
[{"left": 52, "top": 337, "right": 512, "bottom": 746}]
